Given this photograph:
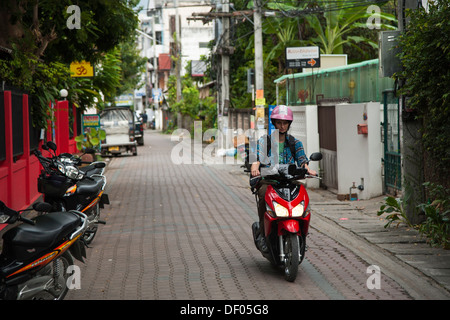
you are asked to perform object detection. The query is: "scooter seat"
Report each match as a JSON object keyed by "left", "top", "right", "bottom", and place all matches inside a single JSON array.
[
  {"left": 79, "top": 163, "right": 105, "bottom": 176},
  {"left": 76, "top": 176, "right": 104, "bottom": 195},
  {"left": 3, "top": 212, "right": 81, "bottom": 248}
]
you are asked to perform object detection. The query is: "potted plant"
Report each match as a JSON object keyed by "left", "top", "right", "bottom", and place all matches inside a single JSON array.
[{"left": 75, "top": 127, "right": 106, "bottom": 161}]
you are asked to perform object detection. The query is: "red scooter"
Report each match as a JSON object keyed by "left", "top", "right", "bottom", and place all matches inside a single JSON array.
[{"left": 252, "top": 152, "right": 322, "bottom": 282}]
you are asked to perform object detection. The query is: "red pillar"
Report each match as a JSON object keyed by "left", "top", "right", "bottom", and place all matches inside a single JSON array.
[
  {"left": 72, "top": 103, "right": 78, "bottom": 137},
  {"left": 22, "top": 94, "right": 31, "bottom": 204},
  {"left": 3, "top": 91, "right": 13, "bottom": 206},
  {"left": 55, "top": 100, "right": 69, "bottom": 153}
]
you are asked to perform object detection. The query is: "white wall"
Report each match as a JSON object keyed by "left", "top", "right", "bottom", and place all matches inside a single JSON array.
[
  {"left": 290, "top": 105, "right": 320, "bottom": 188},
  {"left": 161, "top": 5, "right": 214, "bottom": 75},
  {"left": 335, "top": 102, "right": 383, "bottom": 199}
]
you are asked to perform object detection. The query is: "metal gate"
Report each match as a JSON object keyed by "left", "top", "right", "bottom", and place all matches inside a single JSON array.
[{"left": 383, "top": 89, "right": 401, "bottom": 192}]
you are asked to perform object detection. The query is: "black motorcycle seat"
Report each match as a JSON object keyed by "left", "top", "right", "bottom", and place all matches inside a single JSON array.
[
  {"left": 76, "top": 176, "right": 104, "bottom": 195},
  {"left": 79, "top": 164, "right": 104, "bottom": 176},
  {"left": 2, "top": 212, "right": 80, "bottom": 248}
]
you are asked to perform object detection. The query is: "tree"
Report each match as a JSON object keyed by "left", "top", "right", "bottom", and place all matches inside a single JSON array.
[
  {"left": 301, "top": 0, "right": 396, "bottom": 56},
  {"left": 395, "top": 0, "right": 450, "bottom": 187},
  {"left": 264, "top": 0, "right": 310, "bottom": 72},
  {"left": 0, "top": 0, "right": 139, "bottom": 64},
  {"left": 0, "top": 0, "right": 141, "bottom": 127},
  {"left": 115, "top": 37, "right": 147, "bottom": 97}
]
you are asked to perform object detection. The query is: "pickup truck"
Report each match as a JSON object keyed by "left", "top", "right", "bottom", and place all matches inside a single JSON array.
[{"left": 99, "top": 107, "right": 138, "bottom": 156}]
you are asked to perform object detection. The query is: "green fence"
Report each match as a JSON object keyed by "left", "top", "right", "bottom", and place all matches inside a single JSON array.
[
  {"left": 274, "top": 59, "right": 394, "bottom": 105},
  {"left": 383, "top": 89, "right": 401, "bottom": 191}
]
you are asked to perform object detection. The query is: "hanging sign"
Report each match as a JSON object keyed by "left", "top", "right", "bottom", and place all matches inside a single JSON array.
[{"left": 285, "top": 46, "right": 321, "bottom": 69}]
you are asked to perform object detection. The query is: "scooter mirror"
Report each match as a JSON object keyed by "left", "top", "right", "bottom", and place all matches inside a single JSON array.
[
  {"left": 33, "top": 202, "right": 53, "bottom": 213},
  {"left": 309, "top": 152, "right": 323, "bottom": 161},
  {"left": 47, "top": 141, "right": 57, "bottom": 152}
]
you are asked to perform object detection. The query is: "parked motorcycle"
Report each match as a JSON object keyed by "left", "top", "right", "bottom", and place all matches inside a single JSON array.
[
  {"left": 0, "top": 201, "right": 88, "bottom": 300},
  {"left": 251, "top": 152, "right": 322, "bottom": 282},
  {"left": 33, "top": 142, "right": 109, "bottom": 244}
]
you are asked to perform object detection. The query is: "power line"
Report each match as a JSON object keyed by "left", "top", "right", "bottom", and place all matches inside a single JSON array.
[{"left": 270, "top": 0, "right": 390, "bottom": 16}]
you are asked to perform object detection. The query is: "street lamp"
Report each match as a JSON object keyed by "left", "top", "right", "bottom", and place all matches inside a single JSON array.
[{"left": 60, "top": 89, "right": 68, "bottom": 100}]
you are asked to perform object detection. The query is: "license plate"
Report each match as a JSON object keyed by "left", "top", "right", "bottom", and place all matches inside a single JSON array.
[{"left": 109, "top": 146, "right": 119, "bottom": 151}]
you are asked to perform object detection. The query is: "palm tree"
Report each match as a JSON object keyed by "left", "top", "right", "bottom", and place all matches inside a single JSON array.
[
  {"left": 264, "top": 0, "right": 309, "bottom": 70},
  {"left": 303, "top": 0, "right": 397, "bottom": 54}
]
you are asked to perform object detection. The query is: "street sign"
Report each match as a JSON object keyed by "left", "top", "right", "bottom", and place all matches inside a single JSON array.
[
  {"left": 115, "top": 94, "right": 134, "bottom": 106},
  {"left": 81, "top": 114, "right": 101, "bottom": 133},
  {"left": 285, "top": 46, "right": 321, "bottom": 69}
]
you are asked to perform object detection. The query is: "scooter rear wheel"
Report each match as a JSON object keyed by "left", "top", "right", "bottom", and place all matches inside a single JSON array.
[{"left": 284, "top": 233, "right": 299, "bottom": 282}]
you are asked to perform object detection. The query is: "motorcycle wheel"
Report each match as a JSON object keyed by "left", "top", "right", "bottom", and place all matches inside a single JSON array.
[
  {"left": 28, "top": 251, "right": 73, "bottom": 300},
  {"left": 284, "top": 233, "right": 299, "bottom": 282},
  {"left": 83, "top": 202, "right": 100, "bottom": 244}
]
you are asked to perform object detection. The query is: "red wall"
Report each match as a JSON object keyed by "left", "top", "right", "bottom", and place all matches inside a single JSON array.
[{"left": 0, "top": 91, "right": 79, "bottom": 229}]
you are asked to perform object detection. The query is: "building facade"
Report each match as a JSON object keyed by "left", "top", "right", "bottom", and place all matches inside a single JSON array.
[{"left": 135, "top": 0, "right": 215, "bottom": 128}]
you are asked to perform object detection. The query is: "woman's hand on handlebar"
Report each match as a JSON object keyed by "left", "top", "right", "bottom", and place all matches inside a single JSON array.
[{"left": 304, "top": 163, "right": 317, "bottom": 176}]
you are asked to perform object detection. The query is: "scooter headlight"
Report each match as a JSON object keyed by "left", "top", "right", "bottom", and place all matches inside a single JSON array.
[
  {"left": 291, "top": 201, "right": 304, "bottom": 217},
  {"left": 273, "top": 201, "right": 289, "bottom": 217},
  {"left": 65, "top": 165, "right": 80, "bottom": 179}
]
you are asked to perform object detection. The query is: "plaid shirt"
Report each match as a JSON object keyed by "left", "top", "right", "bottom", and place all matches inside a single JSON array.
[{"left": 256, "top": 134, "right": 308, "bottom": 167}]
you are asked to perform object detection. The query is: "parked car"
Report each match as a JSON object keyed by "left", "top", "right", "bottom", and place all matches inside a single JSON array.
[
  {"left": 134, "top": 112, "right": 144, "bottom": 146},
  {"left": 99, "top": 107, "right": 137, "bottom": 156}
]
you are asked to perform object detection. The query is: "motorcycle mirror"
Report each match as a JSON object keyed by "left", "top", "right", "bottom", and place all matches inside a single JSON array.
[
  {"left": 33, "top": 202, "right": 53, "bottom": 213},
  {"left": 42, "top": 144, "right": 49, "bottom": 151},
  {"left": 47, "top": 141, "right": 57, "bottom": 152},
  {"left": 309, "top": 152, "right": 323, "bottom": 161}
]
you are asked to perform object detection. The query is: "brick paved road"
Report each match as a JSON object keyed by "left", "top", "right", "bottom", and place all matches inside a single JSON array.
[{"left": 66, "top": 131, "right": 412, "bottom": 300}]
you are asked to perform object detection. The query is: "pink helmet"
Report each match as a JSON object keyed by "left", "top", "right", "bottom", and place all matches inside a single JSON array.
[{"left": 270, "top": 105, "right": 293, "bottom": 122}]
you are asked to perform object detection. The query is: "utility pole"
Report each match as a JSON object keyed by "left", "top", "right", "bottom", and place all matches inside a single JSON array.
[
  {"left": 175, "top": 0, "right": 182, "bottom": 128},
  {"left": 220, "top": 0, "right": 230, "bottom": 149},
  {"left": 396, "top": 0, "right": 424, "bottom": 224},
  {"left": 151, "top": 10, "right": 158, "bottom": 104},
  {"left": 254, "top": 0, "right": 265, "bottom": 135}
]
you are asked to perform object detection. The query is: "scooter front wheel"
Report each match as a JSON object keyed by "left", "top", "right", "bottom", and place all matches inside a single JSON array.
[{"left": 284, "top": 233, "right": 299, "bottom": 282}]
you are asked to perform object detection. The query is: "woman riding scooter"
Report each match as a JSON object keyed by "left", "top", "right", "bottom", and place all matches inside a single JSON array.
[{"left": 250, "top": 105, "right": 316, "bottom": 252}]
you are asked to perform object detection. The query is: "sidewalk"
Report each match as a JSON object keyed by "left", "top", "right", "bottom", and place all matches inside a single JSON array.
[{"left": 307, "top": 187, "right": 450, "bottom": 298}]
